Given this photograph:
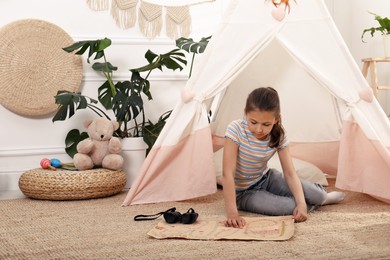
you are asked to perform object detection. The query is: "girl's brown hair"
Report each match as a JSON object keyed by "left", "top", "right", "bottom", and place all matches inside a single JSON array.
[{"left": 244, "top": 87, "right": 285, "bottom": 148}]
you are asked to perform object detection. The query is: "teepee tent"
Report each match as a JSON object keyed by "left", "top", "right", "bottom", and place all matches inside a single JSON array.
[{"left": 123, "top": 0, "right": 390, "bottom": 206}]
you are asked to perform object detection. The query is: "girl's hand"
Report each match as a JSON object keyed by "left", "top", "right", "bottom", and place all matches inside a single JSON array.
[
  {"left": 224, "top": 214, "right": 246, "bottom": 228},
  {"left": 293, "top": 203, "right": 308, "bottom": 222}
]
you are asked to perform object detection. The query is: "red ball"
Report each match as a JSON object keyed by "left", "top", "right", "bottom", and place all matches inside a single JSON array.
[{"left": 40, "top": 158, "right": 51, "bottom": 169}]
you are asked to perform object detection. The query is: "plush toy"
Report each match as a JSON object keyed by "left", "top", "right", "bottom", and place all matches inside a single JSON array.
[{"left": 73, "top": 118, "right": 124, "bottom": 171}]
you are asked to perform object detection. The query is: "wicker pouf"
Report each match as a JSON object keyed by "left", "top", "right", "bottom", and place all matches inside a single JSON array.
[{"left": 19, "top": 168, "right": 127, "bottom": 200}]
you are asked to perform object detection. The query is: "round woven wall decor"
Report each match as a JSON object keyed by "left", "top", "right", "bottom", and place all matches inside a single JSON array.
[{"left": 0, "top": 19, "right": 83, "bottom": 117}]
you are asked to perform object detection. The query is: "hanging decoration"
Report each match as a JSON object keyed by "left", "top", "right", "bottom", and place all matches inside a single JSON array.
[
  {"left": 165, "top": 6, "right": 191, "bottom": 39},
  {"left": 87, "top": 0, "right": 110, "bottom": 11},
  {"left": 138, "top": 1, "right": 163, "bottom": 38},
  {"left": 111, "top": 0, "right": 138, "bottom": 29},
  {"left": 85, "top": 0, "right": 215, "bottom": 39}
]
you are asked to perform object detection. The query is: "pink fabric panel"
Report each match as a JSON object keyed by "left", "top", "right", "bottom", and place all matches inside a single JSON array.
[
  {"left": 122, "top": 127, "right": 217, "bottom": 206},
  {"left": 287, "top": 142, "right": 340, "bottom": 175},
  {"left": 336, "top": 121, "right": 390, "bottom": 203}
]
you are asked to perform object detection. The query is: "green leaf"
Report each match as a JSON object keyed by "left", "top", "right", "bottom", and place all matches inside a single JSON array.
[
  {"left": 176, "top": 36, "right": 212, "bottom": 54},
  {"left": 52, "top": 91, "right": 97, "bottom": 122},
  {"left": 142, "top": 110, "right": 172, "bottom": 155},
  {"left": 112, "top": 90, "right": 144, "bottom": 123},
  {"left": 75, "top": 45, "right": 89, "bottom": 56},
  {"left": 142, "top": 80, "right": 151, "bottom": 100},
  {"left": 87, "top": 42, "right": 97, "bottom": 63},
  {"left": 62, "top": 38, "right": 112, "bottom": 63},
  {"left": 115, "top": 80, "right": 132, "bottom": 95},
  {"left": 94, "top": 51, "right": 105, "bottom": 60},
  {"left": 97, "top": 38, "right": 112, "bottom": 51},
  {"left": 92, "top": 62, "right": 118, "bottom": 73},
  {"left": 63, "top": 41, "right": 89, "bottom": 53},
  {"left": 131, "top": 72, "right": 152, "bottom": 100},
  {"left": 77, "top": 96, "right": 88, "bottom": 110},
  {"left": 52, "top": 104, "right": 71, "bottom": 121},
  {"left": 132, "top": 50, "right": 161, "bottom": 72},
  {"left": 98, "top": 80, "right": 117, "bottom": 109},
  {"left": 131, "top": 49, "right": 187, "bottom": 73},
  {"left": 64, "top": 129, "right": 89, "bottom": 158},
  {"left": 145, "top": 50, "right": 159, "bottom": 64}
]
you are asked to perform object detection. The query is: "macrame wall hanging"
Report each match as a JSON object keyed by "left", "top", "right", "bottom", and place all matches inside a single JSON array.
[{"left": 86, "top": 0, "right": 216, "bottom": 39}]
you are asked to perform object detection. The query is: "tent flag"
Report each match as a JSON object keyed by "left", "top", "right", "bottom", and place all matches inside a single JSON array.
[{"left": 123, "top": 0, "right": 390, "bottom": 206}]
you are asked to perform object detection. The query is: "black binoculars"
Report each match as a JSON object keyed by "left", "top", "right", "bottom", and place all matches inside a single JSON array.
[
  {"left": 163, "top": 208, "right": 199, "bottom": 224},
  {"left": 134, "top": 207, "right": 199, "bottom": 224}
]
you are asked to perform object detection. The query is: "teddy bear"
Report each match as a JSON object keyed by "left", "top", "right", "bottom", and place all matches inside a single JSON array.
[{"left": 73, "top": 117, "right": 124, "bottom": 171}]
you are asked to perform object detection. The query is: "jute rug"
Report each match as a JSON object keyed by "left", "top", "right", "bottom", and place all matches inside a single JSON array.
[{"left": 1, "top": 179, "right": 390, "bottom": 259}]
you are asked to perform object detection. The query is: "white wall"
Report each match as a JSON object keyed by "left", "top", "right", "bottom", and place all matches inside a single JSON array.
[
  {"left": 0, "top": 0, "right": 389, "bottom": 192},
  {"left": 330, "top": 0, "right": 390, "bottom": 113}
]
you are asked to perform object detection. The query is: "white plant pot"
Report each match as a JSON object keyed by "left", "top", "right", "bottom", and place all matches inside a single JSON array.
[
  {"left": 121, "top": 137, "right": 148, "bottom": 189},
  {"left": 384, "top": 35, "right": 390, "bottom": 58}
]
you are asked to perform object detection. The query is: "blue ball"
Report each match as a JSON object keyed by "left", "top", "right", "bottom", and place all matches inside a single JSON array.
[{"left": 50, "top": 158, "right": 61, "bottom": 168}]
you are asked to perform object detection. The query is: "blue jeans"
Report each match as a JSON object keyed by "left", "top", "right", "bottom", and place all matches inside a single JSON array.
[{"left": 236, "top": 168, "right": 327, "bottom": 216}]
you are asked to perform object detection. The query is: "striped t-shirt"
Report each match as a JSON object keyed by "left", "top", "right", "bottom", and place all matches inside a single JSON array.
[{"left": 225, "top": 119, "right": 289, "bottom": 191}]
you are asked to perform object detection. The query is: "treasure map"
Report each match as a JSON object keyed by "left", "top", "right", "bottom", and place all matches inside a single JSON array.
[{"left": 147, "top": 216, "right": 294, "bottom": 241}]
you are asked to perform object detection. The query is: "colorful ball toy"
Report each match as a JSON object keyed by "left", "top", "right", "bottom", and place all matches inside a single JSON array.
[
  {"left": 40, "top": 158, "right": 56, "bottom": 170},
  {"left": 40, "top": 158, "right": 75, "bottom": 171}
]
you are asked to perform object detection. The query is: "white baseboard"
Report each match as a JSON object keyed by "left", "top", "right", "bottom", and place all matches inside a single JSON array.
[
  {"left": 0, "top": 189, "right": 26, "bottom": 200},
  {"left": 0, "top": 171, "right": 23, "bottom": 191},
  {"left": 0, "top": 147, "right": 71, "bottom": 191}
]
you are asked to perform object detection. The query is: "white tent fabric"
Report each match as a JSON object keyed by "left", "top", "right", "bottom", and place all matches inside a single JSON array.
[{"left": 123, "top": 0, "right": 390, "bottom": 206}]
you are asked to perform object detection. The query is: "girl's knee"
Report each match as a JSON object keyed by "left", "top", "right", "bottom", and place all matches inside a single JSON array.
[
  {"left": 306, "top": 188, "right": 327, "bottom": 206},
  {"left": 302, "top": 181, "right": 327, "bottom": 206}
]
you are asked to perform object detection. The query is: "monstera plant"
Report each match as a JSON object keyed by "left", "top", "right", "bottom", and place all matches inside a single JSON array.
[{"left": 53, "top": 36, "right": 211, "bottom": 157}]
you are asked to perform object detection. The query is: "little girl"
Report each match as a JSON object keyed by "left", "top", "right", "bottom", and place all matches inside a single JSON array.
[{"left": 222, "top": 87, "right": 345, "bottom": 228}]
